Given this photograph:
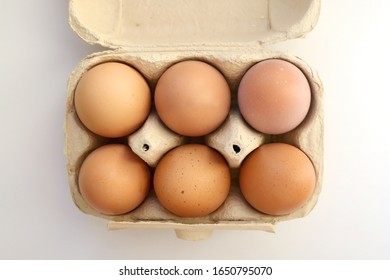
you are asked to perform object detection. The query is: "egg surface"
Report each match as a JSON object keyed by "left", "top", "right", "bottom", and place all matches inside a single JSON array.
[
  {"left": 154, "top": 60, "right": 231, "bottom": 137},
  {"left": 154, "top": 144, "right": 230, "bottom": 217},
  {"left": 239, "top": 143, "right": 316, "bottom": 216},
  {"left": 238, "top": 59, "right": 311, "bottom": 134},
  {"left": 78, "top": 144, "right": 150, "bottom": 215},
  {"left": 74, "top": 62, "right": 151, "bottom": 138}
]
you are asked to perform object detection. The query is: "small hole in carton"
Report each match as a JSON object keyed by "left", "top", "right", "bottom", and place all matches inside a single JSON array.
[
  {"left": 232, "top": 144, "right": 241, "bottom": 154},
  {"left": 142, "top": 144, "right": 150, "bottom": 152}
]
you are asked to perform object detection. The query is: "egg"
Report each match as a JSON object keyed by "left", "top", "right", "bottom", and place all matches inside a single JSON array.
[
  {"left": 78, "top": 144, "right": 150, "bottom": 215},
  {"left": 154, "top": 60, "right": 231, "bottom": 137},
  {"left": 153, "top": 144, "right": 231, "bottom": 217},
  {"left": 238, "top": 59, "right": 311, "bottom": 134},
  {"left": 74, "top": 62, "right": 151, "bottom": 138},
  {"left": 239, "top": 143, "right": 316, "bottom": 216}
]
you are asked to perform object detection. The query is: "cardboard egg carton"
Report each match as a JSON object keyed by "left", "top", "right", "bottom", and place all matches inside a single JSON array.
[{"left": 65, "top": 0, "right": 323, "bottom": 240}]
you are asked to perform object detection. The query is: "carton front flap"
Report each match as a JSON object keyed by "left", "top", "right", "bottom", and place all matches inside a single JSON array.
[{"left": 69, "top": 0, "right": 320, "bottom": 49}]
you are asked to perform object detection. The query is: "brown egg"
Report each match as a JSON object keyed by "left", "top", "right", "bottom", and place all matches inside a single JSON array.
[
  {"left": 238, "top": 59, "right": 311, "bottom": 134},
  {"left": 239, "top": 143, "right": 316, "bottom": 215},
  {"left": 78, "top": 144, "right": 150, "bottom": 215},
  {"left": 154, "top": 60, "right": 231, "bottom": 137},
  {"left": 154, "top": 144, "right": 231, "bottom": 217},
  {"left": 74, "top": 62, "right": 151, "bottom": 138}
]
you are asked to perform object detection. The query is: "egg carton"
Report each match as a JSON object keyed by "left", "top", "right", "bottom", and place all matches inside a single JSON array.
[{"left": 65, "top": 0, "right": 323, "bottom": 240}]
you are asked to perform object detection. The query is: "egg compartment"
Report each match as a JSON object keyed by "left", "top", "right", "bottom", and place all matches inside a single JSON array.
[{"left": 65, "top": 0, "right": 323, "bottom": 240}]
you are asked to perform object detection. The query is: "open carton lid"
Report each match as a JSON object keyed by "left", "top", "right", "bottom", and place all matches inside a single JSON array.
[{"left": 69, "top": 0, "right": 320, "bottom": 50}]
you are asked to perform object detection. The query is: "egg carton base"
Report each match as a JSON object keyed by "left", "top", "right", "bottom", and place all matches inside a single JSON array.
[{"left": 65, "top": 50, "right": 323, "bottom": 237}]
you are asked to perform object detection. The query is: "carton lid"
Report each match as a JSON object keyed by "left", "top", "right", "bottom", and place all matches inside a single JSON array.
[{"left": 69, "top": 0, "right": 320, "bottom": 50}]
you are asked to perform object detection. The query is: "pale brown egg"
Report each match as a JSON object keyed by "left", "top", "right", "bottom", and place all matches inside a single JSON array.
[
  {"left": 78, "top": 144, "right": 150, "bottom": 215},
  {"left": 238, "top": 59, "right": 311, "bottom": 135},
  {"left": 154, "top": 60, "right": 231, "bottom": 137},
  {"left": 153, "top": 144, "right": 231, "bottom": 217},
  {"left": 239, "top": 143, "right": 316, "bottom": 216},
  {"left": 74, "top": 62, "right": 151, "bottom": 138}
]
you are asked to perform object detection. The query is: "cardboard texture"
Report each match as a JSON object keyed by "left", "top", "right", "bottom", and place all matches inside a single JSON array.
[{"left": 65, "top": 0, "right": 323, "bottom": 240}]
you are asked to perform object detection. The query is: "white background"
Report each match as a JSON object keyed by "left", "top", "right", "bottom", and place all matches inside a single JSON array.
[{"left": 1, "top": 0, "right": 389, "bottom": 259}]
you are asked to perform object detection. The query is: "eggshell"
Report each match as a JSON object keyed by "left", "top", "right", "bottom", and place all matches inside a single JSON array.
[
  {"left": 74, "top": 62, "right": 151, "bottom": 138},
  {"left": 238, "top": 59, "right": 311, "bottom": 135},
  {"left": 239, "top": 143, "right": 316, "bottom": 216},
  {"left": 154, "top": 60, "right": 231, "bottom": 137},
  {"left": 153, "top": 144, "right": 231, "bottom": 217},
  {"left": 78, "top": 144, "right": 150, "bottom": 215}
]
